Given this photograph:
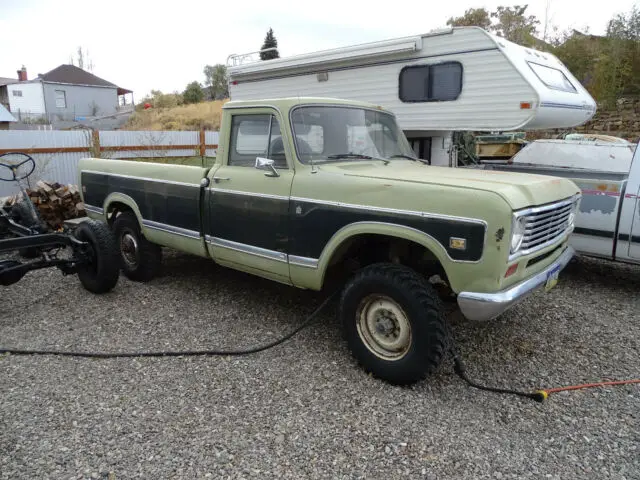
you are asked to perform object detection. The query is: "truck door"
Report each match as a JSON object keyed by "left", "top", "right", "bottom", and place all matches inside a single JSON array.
[
  {"left": 204, "top": 108, "right": 294, "bottom": 283},
  {"left": 627, "top": 150, "right": 640, "bottom": 259},
  {"left": 617, "top": 144, "right": 640, "bottom": 260}
]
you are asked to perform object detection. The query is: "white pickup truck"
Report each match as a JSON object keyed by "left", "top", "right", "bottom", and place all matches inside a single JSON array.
[{"left": 481, "top": 139, "right": 640, "bottom": 265}]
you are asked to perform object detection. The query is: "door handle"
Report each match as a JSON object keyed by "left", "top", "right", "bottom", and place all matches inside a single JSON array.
[{"left": 212, "top": 176, "right": 231, "bottom": 183}]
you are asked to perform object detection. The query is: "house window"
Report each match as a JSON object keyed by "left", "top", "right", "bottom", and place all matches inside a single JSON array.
[
  {"left": 399, "top": 62, "right": 463, "bottom": 102},
  {"left": 527, "top": 62, "right": 577, "bottom": 93},
  {"left": 55, "top": 90, "right": 66, "bottom": 108},
  {"left": 12, "top": 90, "right": 22, "bottom": 97}
]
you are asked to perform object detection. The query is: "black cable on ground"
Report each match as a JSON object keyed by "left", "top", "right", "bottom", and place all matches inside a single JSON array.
[
  {"left": 0, "top": 291, "right": 338, "bottom": 359},
  {"left": 446, "top": 324, "right": 546, "bottom": 403}
]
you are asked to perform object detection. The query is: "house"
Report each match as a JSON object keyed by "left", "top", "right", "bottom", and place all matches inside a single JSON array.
[
  {"left": 0, "top": 103, "right": 17, "bottom": 130},
  {"left": 0, "top": 65, "right": 133, "bottom": 127}
]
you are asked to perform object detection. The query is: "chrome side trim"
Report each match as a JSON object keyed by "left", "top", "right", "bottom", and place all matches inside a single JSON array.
[
  {"left": 288, "top": 255, "right": 319, "bottom": 269},
  {"left": 81, "top": 170, "right": 201, "bottom": 188},
  {"left": 458, "top": 246, "right": 575, "bottom": 321},
  {"left": 210, "top": 188, "right": 290, "bottom": 201},
  {"left": 84, "top": 204, "right": 104, "bottom": 215},
  {"left": 142, "top": 219, "right": 201, "bottom": 239},
  {"left": 290, "top": 196, "right": 487, "bottom": 227},
  {"left": 206, "top": 236, "right": 288, "bottom": 263}
]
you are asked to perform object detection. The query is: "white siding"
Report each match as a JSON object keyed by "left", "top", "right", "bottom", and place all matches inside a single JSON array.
[
  {"left": 230, "top": 29, "right": 536, "bottom": 131},
  {"left": 0, "top": 130, "right": 88, "bottom": 196},
  {"left": 99, "top": 130, "right": 200, "bottom": 158},
  {"left": 7, "top": 82, "right": 46, "bottom": 120},
  {"left": 0, "top": 130, "right": 220, "bottom": 197},
  {"left": 229, "top": 27, "right": 596, "bottom": 131},
  {"left": 205, "top": 131, "right": 219, "bottom": 157}
]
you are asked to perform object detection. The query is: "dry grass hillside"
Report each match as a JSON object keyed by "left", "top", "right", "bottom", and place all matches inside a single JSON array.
[{"left": 123, "top": 100, "right": 228, "bottom": 131}]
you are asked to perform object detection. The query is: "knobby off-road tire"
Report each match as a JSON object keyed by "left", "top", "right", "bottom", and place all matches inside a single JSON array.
[
  {"left": 74, "top": 220, "right": 120, "bottom": 294},
  {"left": 340, "top": 263, "right": 448, "bottom": 386},
  {"left": 10, "top": 200, "right": 44, "bottom": 258},
  {"left": 112, "top": 211, "right": 162, "bottom": 282}
]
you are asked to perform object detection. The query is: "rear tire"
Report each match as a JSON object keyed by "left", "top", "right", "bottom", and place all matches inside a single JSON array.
[
  {"left": 112, "top": 211, "right": 162, "bottom": 281},
  {"left": 340, "top": 263, "right": 447, "bottom": 385},
  {"left": 74, "top": 220, "right": 120, "bottom": 294}
]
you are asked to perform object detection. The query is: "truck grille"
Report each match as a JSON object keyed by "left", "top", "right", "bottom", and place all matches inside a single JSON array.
[{"left": 517, "top": 197, "right": 577, "bottom": 257}]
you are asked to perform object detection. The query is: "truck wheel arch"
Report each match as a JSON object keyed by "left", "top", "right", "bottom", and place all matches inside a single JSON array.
[
  {"left": 104, "top": 193, "right": 144, "bottom": 227},
  {"left": 315, "top": 222, "right": 455, "bottom": 291}
]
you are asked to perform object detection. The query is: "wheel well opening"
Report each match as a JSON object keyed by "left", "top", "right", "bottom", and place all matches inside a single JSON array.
[
  {"left": 323, "top": 234, "right": 453, "bottom": 297},
  {"left": 106, "top": 202, "right": 133, "bottom": 226}
]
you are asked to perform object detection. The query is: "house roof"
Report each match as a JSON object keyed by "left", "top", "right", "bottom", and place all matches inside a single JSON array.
[
  {"left": 0, "top": 77, "right": 18, "bottom": 87},
  {"left": 39, "top": 64, "right": 118, "bottom": 88},
  {"left": 0, "top": 103, "right": 17, "bottom": 122}
]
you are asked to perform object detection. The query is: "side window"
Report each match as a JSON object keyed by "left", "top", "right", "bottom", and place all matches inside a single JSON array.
[
  {"left": 430, "top": 63, "right": 463, "bottom": 101},
  {"left": 229, "top": 114, "right": 287, "bottom": 168},
  {"left": 399, "top": 62, "right": 462, "bottom": 102}
]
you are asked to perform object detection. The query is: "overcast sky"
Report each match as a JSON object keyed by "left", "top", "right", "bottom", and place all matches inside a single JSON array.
[{"left": 1, "top": 0, "right": 637, "bottom": 99}]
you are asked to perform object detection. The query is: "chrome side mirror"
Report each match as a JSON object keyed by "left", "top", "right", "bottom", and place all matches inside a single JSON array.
[{"left": 255, "top": 157, "right": 280, "bottom": 177}]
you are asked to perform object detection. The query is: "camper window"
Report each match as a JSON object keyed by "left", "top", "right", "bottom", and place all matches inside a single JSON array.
[
  {"left": 399, "top": 62, "right": 462, "bottom": 102},
  {"left": 527, "top": 62, "right": 577, "bottom": 93}
]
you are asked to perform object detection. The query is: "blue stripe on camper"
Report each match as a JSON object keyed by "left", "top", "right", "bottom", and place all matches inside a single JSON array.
[{"left": 540, "top": 102, "right": 594, "bottom": 110}]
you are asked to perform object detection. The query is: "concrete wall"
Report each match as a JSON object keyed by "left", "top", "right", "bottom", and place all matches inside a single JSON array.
[{"left": 42, "top": 83, "right": 118, "bottom": 121}]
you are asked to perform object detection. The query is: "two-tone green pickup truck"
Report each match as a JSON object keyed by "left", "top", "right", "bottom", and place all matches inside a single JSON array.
[{"left": 78, "top": 97, "right": 580, "bottom": 385}]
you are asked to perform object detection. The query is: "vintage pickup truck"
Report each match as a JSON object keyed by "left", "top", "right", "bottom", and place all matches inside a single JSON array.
[
  {"left": 78, "top": 97, "right": 581, "bottom": 385},
  {"left": 480, "top": 139, "right": 640, "bottom": 265}
]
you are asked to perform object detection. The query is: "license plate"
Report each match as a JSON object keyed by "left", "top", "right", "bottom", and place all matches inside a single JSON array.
[{"left": 545, "top": 265, "right": 561, "bottom": 291}]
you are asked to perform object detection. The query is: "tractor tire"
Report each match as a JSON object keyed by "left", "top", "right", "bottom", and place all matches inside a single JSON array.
[
  {"left": 74, "top": 219, "right": 120, "bottom": 294},
  {"left": 339, "top": 262, "right": 448, "bottom": 386},
  {"left": 112, "top": 211, "right": 162, "bottom": 282}
]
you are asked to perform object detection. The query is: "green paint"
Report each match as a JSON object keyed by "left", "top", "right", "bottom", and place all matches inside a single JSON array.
[{"left": 80, "top": 97, "right": 581, "bottom": 297}]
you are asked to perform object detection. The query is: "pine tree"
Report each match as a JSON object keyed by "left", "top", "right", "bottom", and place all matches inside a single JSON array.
[{"left": 260, "top": 28, "right": 279, "bottom": 60}]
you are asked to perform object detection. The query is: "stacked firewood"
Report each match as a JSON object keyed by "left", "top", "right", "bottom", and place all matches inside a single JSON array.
[{"left": 2, "top": 181, "right": 86, "bottom": 229}]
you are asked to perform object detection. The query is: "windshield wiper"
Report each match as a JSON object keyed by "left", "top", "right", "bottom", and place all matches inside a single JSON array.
[
  {"left": 327, "top": 153, "right": 373, "bottom": 159},
  {"left": 389, "top": 154, "right": 429, "bottom": 164},
  {"left": 326, "top": 153, "right": 389, "bottom": 165}
]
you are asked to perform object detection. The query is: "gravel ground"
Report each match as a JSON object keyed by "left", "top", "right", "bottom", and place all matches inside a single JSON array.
[{"left": 0, "top": 250, "right": 638, "bottom": 480}]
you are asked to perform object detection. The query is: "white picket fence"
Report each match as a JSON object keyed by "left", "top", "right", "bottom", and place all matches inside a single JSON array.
[{"left": 0, "top": 130, "right": 219, "bottom": 197}]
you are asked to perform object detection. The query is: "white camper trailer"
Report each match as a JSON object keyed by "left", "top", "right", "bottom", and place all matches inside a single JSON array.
[{"left": 227, "top": 27, "right": 597, "bottom": 166}]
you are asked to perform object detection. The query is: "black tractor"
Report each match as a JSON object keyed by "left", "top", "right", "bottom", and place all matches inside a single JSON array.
[{"left": 0, "top": 152, "right": 119, "bottom": 293}]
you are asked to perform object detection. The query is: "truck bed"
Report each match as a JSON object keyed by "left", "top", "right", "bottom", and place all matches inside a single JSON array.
[{"left": 79, "top": 158, "right": 210, "bottom": 241}]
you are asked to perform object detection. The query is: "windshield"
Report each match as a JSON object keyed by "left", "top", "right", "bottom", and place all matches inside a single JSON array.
[{"left": 290, "top": 106, "right": 416, "bottom": 164}]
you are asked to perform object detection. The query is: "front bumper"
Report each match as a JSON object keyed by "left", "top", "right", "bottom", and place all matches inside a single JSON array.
[{"left": 457, "top": 246, "right": 575, "bottom": 321}]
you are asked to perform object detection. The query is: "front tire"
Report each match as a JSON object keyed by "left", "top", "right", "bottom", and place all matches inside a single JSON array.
[
  {"left": 74, "top": 220, "right": 120, "bottom": 294},
  {"left": 112, "top": 211, "right": 162, "bottom": 281},
  {"left": 340, "top": 263, "right": 447, "bottom": 385}
]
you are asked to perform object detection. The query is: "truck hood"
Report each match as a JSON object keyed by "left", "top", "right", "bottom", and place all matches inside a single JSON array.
[{"left": 320, "top": 161, "right": 580, "bottom": 210}]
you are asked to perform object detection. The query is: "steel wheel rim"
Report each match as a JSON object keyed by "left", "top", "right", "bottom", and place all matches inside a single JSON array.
[
  {"left": 356, "top": 294, "right": 412, "bottom": 360},
  {"left": 120, "top": 232, "right": 139, "bottom": 268}
]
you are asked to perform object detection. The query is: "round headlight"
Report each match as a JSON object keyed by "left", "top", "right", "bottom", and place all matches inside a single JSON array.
[{"left": 511, "top": 216, "right": 526, "bottom": 253}]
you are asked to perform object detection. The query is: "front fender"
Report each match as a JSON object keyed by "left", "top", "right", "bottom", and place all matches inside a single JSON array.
[{"left": 291, "top": 221, "right": 465, "bottom": 291}]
